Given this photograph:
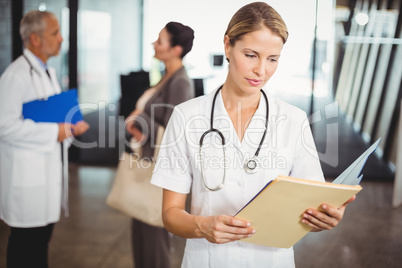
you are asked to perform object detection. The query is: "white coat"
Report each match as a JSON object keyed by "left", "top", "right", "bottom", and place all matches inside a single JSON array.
[
  {"left": 0, "top": 49, "right": 63, "bottom": 227},
  {"left": 152, "top": 88, "right": 325, "bottom": 268}
]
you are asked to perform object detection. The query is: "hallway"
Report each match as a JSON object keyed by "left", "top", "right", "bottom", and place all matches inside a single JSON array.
[
  {"left": 0, "top": 93, "right": 401, "bottom": 268},
  {"left": 0, "top": 166, "right": 401, "bottom": 267}
]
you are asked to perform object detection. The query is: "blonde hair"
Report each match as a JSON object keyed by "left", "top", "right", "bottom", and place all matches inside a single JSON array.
[
  {"left": 224, "top": 2, "right": 288, "bottom": 46},
  {"left": 20, "top": 10, "right": 55, "bottom": 45}
]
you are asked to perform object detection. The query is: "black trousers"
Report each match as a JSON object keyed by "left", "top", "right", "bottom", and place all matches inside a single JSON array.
[
  {"left": 131, "top": 218, "right": 170, "bottom": 268},
  {"left": 7, "top": 223, "right": 55, "bottom": 268}
]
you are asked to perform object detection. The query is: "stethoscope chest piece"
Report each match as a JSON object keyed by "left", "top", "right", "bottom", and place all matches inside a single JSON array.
[
  {"left": 200, "top": 86, "right": 269, "bottom": 190},
  {"left": 244, "top": 156, "right": 260, "bottom": 174}
]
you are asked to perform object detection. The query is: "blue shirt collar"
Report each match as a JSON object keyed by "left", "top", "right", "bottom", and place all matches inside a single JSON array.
[{"left": 33, "top": 55, "right": 48, "bottom": 71}]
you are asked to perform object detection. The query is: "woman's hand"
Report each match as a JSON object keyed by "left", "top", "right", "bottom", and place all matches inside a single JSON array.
[
  {"left": 125, "top": 116, "right": 136, "bottom": 133},
  {"left": 194, "top": 215, "right": 255, "bottom": 244},
  {"left": 162, "top": 190, "right": 255, "bottom": 244},
  {"left": 125, "top": 109, "right": 142, "bottom": 135},
  {"left": 130, "top": 127, "right": 145, "bottom": 143},
  {"left": 301, "top": 195, "right": 356, "bottom": 232}
]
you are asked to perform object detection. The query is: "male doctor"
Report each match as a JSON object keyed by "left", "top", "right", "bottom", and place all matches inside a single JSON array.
[{"left": 0, "top": 10, "right": 89, "bottom": 268}]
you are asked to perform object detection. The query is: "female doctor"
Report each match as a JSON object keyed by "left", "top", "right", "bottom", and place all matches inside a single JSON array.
[{"left": 151, "top": 2, "right": 355, "bottom": 267}]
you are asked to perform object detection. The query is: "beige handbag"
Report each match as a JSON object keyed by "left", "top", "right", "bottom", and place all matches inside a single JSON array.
[{"left": 106, "top": 127, "right": 164, "bottom": 227}]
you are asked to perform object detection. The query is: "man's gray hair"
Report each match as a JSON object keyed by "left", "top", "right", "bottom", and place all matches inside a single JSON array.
[{"left": 20, "top": 10, "right": 55, "bottom": 45}]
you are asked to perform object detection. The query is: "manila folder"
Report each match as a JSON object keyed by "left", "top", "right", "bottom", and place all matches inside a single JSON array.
[{"left": 235, "top": 176, "right": 362, "bottom": 248}]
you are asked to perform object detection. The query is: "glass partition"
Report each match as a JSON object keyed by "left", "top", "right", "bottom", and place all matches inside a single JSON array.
[{"left": 77, "top": 0, "right": 143, "bottom": 110}]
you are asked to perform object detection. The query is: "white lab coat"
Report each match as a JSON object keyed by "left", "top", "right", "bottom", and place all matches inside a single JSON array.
[
  {"left": 0, "top": 49, "right": 63, "bottom": 227},
  {"left": 151, "top": 88, "right": 325, "bottom": 268}
]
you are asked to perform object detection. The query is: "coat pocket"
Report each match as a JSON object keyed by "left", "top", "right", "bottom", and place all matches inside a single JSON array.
[{"left": 11, "top": 148, "right": 47, "bottom": 187}]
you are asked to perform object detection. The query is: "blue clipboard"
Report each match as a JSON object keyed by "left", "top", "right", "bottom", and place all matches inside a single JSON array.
[{"left": 22, "top": 89, "right": 83, "bottom": 124}]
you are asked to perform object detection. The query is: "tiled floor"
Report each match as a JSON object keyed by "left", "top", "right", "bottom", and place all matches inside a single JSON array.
[
  {"left": 0, "top": 164, "right": 401, "bottom": 268},
  {"left": 0, "top": 165, "right": 186, "bottom": 268},
  {"left": 0, "top": 94, "right": 401, "bottom": 267}
]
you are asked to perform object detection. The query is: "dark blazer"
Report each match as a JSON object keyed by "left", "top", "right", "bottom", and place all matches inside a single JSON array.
[{"left": 135, "top": 66, "right": 194, "bottom": 158}]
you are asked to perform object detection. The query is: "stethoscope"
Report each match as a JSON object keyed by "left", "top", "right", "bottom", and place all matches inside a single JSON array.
[
  {"left": 199, "top": 86, "right": 269, "bottom": 191},
  {"left": 24, "top": 54, "right": 69, "bottom": 215},
  {"left": 23, "top": 54, "right": 56, "bottom": 99}
]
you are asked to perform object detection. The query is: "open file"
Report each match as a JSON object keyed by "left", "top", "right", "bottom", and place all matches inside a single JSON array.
[{"left": 234, "top": 138, "right": 380, "bottom": 248}]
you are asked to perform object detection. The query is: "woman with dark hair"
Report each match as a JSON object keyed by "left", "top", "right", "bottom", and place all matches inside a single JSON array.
[{"left": 125, "top": 21, "right": 195, "bottom": 268}]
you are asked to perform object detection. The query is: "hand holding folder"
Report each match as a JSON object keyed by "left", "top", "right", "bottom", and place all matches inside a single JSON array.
[{"left": 234, "top": 138, "right": 380, "bottom": 248}]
